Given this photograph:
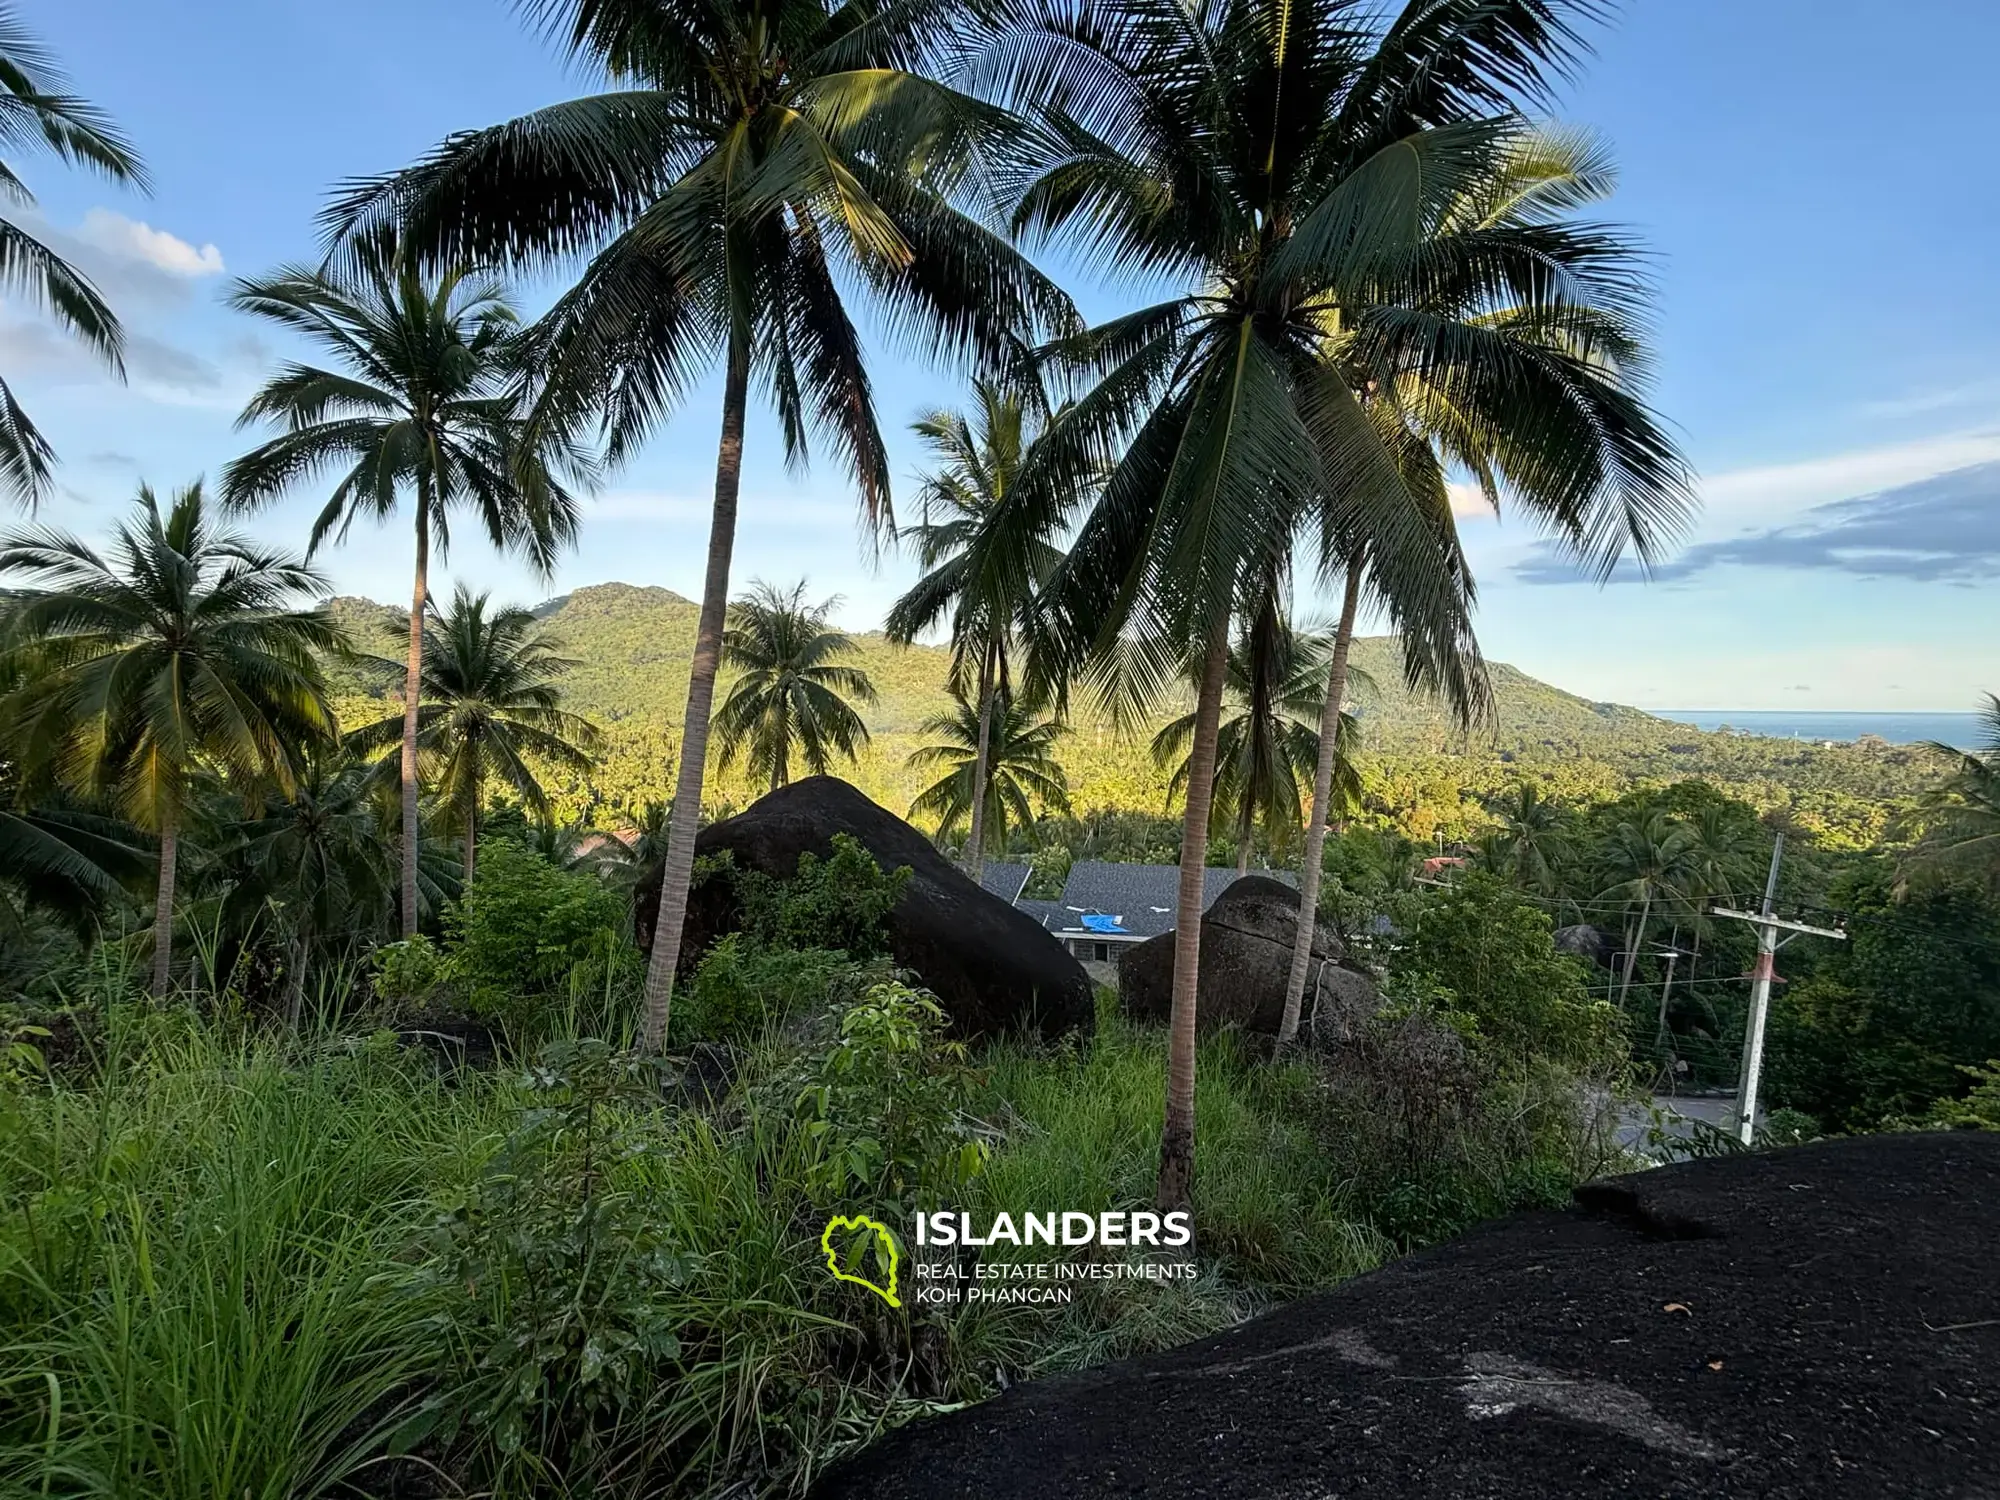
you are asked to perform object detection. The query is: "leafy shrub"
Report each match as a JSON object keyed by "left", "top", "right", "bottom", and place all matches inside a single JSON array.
[
  {"left": 1920, "top": 1060, "right": 2000, "bottom": 1130},
  {"left": 446, "top": 841, "right": 629, "bottom": 1039},
  {"left": 739, "top": 834, "right": 909, "bottom": 957},
  {"left": 761, "top": 979, "right": 986, "bottom": 1213},
  {"left": 428, "top": 1038, "right": 687, "bottom": 1472},
  {"left": 673, "top": 935, "right": 859, "bottom": 1048},
  {"left": 371, "top": 934, "right": 446, "bottom": 1007},
  {"left": 1387, "top": 874, "right": 1624, "bottom": 1073}
]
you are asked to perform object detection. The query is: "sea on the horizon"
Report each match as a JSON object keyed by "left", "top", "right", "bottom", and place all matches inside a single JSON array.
[{"left": 1652, "top": 710, "right": 1985, "bottom": 751}]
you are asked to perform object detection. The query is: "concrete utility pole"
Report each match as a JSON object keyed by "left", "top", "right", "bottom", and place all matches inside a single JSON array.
[{"left": 1712, "top": 831, "right": 1847, "bottom": 1145}]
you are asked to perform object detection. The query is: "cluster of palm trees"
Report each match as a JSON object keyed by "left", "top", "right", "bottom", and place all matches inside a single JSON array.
[{"left": 3, "top": 0, "right": 1701, "bottom": 1209}]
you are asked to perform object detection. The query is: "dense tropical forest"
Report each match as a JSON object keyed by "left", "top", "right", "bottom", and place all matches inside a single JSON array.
[{"left": 3, "top": 0, "right": 1997, "bottom": 1497}]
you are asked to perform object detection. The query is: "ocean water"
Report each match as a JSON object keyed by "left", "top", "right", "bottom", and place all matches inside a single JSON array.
[{"left": 1653, "top": 710, "right": 1986, "bottom": 751}]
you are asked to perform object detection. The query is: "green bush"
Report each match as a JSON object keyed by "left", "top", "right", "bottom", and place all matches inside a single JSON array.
[
  {"left": 446, "top": 841, "right": 630, "bottom": 1039},
  {"left": 674, "top": 936, "right": 858, "bottom": 1047},
  {"left": 732, "top": 834, "right": 909, "bottom": 958}
]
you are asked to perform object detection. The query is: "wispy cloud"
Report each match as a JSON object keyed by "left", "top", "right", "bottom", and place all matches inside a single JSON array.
[{"left": 1517, "top": 459, "right": 2000, "bottom": 585}]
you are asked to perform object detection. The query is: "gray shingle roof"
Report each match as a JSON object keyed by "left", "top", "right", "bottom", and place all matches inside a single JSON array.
[
  {"left": 1052, "top": 861, "right": 1296, "bottom": 939},
  {"left": 977, "top": 861, "right": 1032, "bottom": 905}
]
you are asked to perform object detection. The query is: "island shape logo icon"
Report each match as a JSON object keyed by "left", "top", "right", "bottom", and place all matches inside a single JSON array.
[{"left": 820, "top": 1214, "right": 901, "bottom": 1308}]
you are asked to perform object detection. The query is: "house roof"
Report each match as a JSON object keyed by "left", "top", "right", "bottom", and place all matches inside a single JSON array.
[
  {"left": 977, "top": 861, "right": 1032, "bottom": 905},
  {"left": 1013, "top": 898, "right": 1066, "bottom": 930},
  {"left": 1051, "top": 861, "right": 1296, "bottom": 940}
]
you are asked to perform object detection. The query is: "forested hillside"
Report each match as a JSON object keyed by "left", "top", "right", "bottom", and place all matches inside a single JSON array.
[{"left": 326, "top": 584, "right": 1940, "bottom": 847}]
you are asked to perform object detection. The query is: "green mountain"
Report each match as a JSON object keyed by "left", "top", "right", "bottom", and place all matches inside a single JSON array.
[{"left": 325, "top": 583, "right": 1941, "bottom": 848}]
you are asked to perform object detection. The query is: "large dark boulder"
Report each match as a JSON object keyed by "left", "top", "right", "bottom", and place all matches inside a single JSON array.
[
  {"left": 809, "top": 1133, "right": 2000, "bottom": 1500},
  {"left": 637, "top": 777, "right": 1092, "bottom": 1042},
  {"left": 1119, "top": 875, "right": 1377, "bottom": 1036}
]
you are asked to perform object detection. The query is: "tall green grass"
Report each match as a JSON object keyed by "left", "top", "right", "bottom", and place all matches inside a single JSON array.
[{"left": 0, "top": 990, "right": 1590, "bottom": 1498}]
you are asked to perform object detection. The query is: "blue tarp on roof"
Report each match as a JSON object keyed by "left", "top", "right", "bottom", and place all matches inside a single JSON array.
[{"left": 1079, "top": 913, "right": 1129, "bottom": 934}]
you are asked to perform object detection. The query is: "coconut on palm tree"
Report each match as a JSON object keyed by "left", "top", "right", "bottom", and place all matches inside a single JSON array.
[
  {"left": 0, "top": 482, "right": 340, "bottom": 993},
  {"left": 713, "top": 579, "right": 876, "bottom": 796},
  {"left": 325, "top": 0, "right": 1074, "bottom": 1051},
  {"left": 0, "top": 7, "right": 147, "bottom": 507},
  {"left": 907, "top": 687, "right": 1070, "bottom": 852},
  {"left": 347, "top": 585, "right": 600, "bottom": 881},
  {"left": 973, "top": 0, "right": 1690, "bottom": 1206},
  {"left": 221, "top": 233, "right": 588, "bottom": 938},
  {"left": 1152, "top": 597, "right": 1362, "bottom": 876},
  {"left": 887, "top": 378, "right": 1066, "bottom": 878}
]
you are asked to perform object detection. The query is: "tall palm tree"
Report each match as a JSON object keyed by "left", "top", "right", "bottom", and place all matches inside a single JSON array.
[
  {"left": 713, "top": 579, "right": 876, "bottom": 795},
  {"left": 887, "top": 379, "right": 1066, "bottom": 878},
  {"left": 1151, "top": 598, "right": 1361, "bottom": 875},
  {"left": 324, "top": 0, "right": 1073, "bottom": 1052},
  {"left": 347, "top": 586, "right": 601, "bottom": 881},
  {"left": 1275, "top": 121, "right": 1696, "bottom": 1045},
  {"left": 0, "top": 7, "right": 148, "bottom": 506},
  {"left": 973, "top": 0, "right": 1689, "bottom": 1206},
  {"left": 1903, "top": 694, "right": 2000, "bottom": 888},
  {"left": 1485, "top": 783, "right": 1571, "bottom": 896},
  {"left": 0, "top": 482, "right": 340, "bottom": 993},
  {"left": 907, "top": 686, "right": 1070, "bottom": 851},
  {"left": 1596, "top": 810, "right": 1699, "bottom": 1008},
  {"left": 221, "top": 234, "right": 588, "bottom": 938}
]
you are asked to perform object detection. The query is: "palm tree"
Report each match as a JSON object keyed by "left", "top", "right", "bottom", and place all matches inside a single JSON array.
[
  {"left": 206, "top": 749, "right": 395, "bottom": 1025},
  {"left": 974, "top": 0, "right": 1689, "bottom": 1205},
  {"left": 1151, "top": 599, "right": 1361, "bottom": 875},
  {"left": 0, "top": 482, "right": 340, "bottom": 993},
  {"left": 324, "top": 0, "right": 1073, "bottom": 1052},
  {"left": 1596, "top": 810, "right": 1699, "bottom": 1009},
  {"left": 1275, "top": 122, "right": 1698, "bottom": 1045},
  {"left": 713, "top": 579, "right": 876, "bottom": 795},
  {"left": 347, "top": 586, "right": 601, "bottom": 881},
  {"left": 887, "top": 379, "right": 1066, "bottom": 878},
  {"left": 907, "top": 687, "right": 1070, "bottom": 851},
  {"left": 1903, "top": 694, "right": 2000, "bottom": 888},
  {"left": 0, "top": 8, "right": 148, "bottom": 506},
  {"left": 221, "top": 234, "right": 588, "bottom": 939},
  {"left": 1485, "top": 783, "right": 1571, "bottom": 897}
]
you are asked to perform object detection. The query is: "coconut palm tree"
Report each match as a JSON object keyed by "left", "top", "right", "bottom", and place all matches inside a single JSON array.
[
  {"left": 713, "top": 579, "right": 876, "bottom": 795},
  {"left": 347, "top": 586, "right": 600, "bottom": 881},
  {"left": 0, "top": 482, "right": 340, "bottom": 993},
  {"left": 1596, "top": 810, "right": 1700, "bottom": 1009},
  {"left": 1903, "top": 694, "right": 2000, "bottom": 888},
  {"left": 907, "top": 686, "right": 1070, "bottom": 851},
  {"left": 1275, "top": 121, "right": 1697, "bottom": 1046},
  {"left": 204, "top": 748, "right": 396, "bottom": 1025},
  {"left": 1151, "top": 598, "right": 1362, "bottom": 875},
  {"left": 973, "top": 0, "right": 1690, "bottom": 1206},
  {"left": 887, "top": 379, "right": 1066, "bottom": 879},
  {"left": 221, "top": 234, "right": 588, "bottom": 938},
  {"left": 0, "top": 8, "right": 148, "bottom": 507},
  {"left": 323, "top": 0, "right": 1073, "bottom": 1052},
  {"left": 1485, "top": 783, "right": 1571, "bottom": 897}
]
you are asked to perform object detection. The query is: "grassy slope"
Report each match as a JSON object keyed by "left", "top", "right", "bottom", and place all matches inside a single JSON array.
[{"left": 325, "top": 584, "right": 1942, "bottom": 845}]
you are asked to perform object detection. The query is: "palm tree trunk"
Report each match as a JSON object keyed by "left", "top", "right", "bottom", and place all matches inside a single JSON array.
[
  {"left": 149, "top": 813, "right": 178, "bottom": 997},
  {"left": 1158, "top": 619, "right": 1231, "bottom": 1214},
  {"left": 965, "top": 634, "right": 997, "bottom": 881},
  {"left": 400, "top": 498, "right": 430, "bottom": 939},
  {"left": 641, "top": 328, "right": 750, "bottom": 1052},
  {"left": 463, "top": 796, "right": 478, "bottom": 884},
  {"left": 1235, "top": 833, "right": 1251, "bottom": 878},
  {"left": 1620, "top": 890, "right": 1652, "bottom": 1007},
  {"left": 1276, "top": 563, "right": 1362, "bottom": 1047}
]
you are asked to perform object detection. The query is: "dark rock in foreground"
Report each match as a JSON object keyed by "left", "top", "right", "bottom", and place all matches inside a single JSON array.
[
  {"left": 1119, "top": 874, "right": 1378, "bottom": 1035},
  {"left": 638, "top": 776, "right": 1092, "bottom": 1042},
  {"left": 811, "top": 1133, "right": 2000, "bottom": 1499}
]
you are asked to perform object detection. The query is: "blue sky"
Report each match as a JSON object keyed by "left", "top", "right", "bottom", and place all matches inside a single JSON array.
[{"left": 10, "top": 0, "right": 1998, "bottom": 711}]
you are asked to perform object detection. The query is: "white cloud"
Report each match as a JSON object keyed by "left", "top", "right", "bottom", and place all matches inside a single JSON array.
[
  {"left": 1697, "top": 428, "right": 2000, "bottom": 526},
  {"left": 76, "top": 209, "right": 225, "bottom": 278}
]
